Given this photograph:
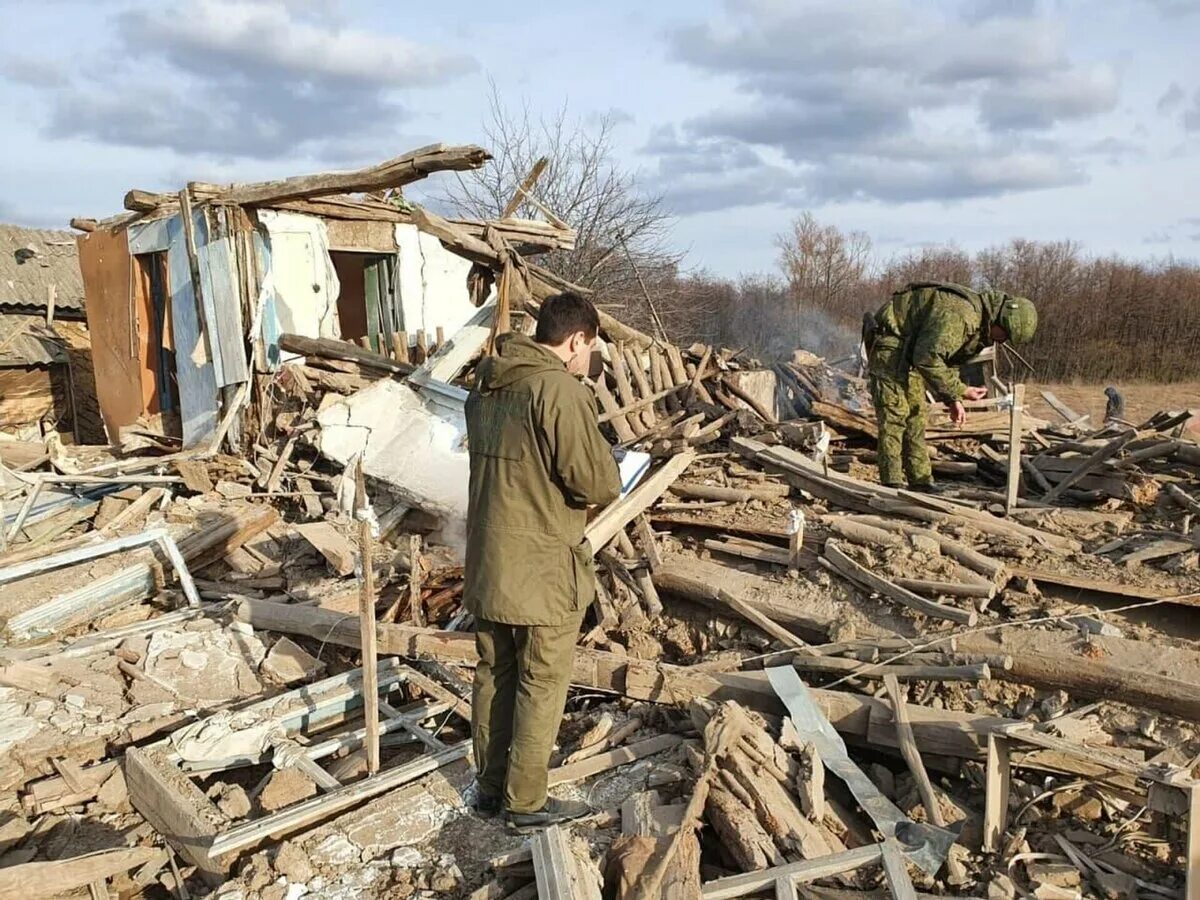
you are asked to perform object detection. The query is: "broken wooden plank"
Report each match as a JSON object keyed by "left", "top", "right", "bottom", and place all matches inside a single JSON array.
[
  {"left": 701, "top": 845, "right": 884, "bottom": 899},
  {"left": 713, "top": 588, "right": 818, "bottom": 652},
  {"left": 1042, "top": 430, "right": 1137, "bottom": 503},
  {"left": 294, "top": 522, "right": 356, "bottom": 577},
  {"left": 822, "top": 540, "right": 977, "bottom": 626},
  {"left": 0, "top": 847, "right": 160, "bottom": 900},
  {"left": 882, "top": 675, "right": 945, "bottom": 828},
  {"left": 547, "top": 734, "right": 683, "bottom": 787},
  {"left": 532, "top": 824, "right": 601, "bottom": 900},
  {"left": 586, "top": 452, "right": 695, "bottom": 551}
]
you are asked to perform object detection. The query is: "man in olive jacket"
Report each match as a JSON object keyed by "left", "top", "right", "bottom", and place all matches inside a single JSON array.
[
  {"left": 463, "top": 292, "right": 621, "bottom": 830},
  {"left": 866, "top": 282, "right": 1037, "bottom": 489}
]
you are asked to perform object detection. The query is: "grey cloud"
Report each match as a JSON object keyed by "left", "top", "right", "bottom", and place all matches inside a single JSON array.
[
  {"left": 1080, "top": 136, "right": 1145, "bottom": 160},
  {"left": 1, "top": 56, "right": 70, "bottom": 88},
  {"left": 960, "top": 0, "right": 1038, "bottom": 23},
  {"left": 1144, "top": 230, "right": 1172, "bottom": 243},
  {"left": 1185, "top": 91, "right": 1200, "bottom": 131},
  {"left": 803, "top": 152, "right": 1085, "bottom": 204},
  {"left": 655, "top": 1, "right": 1114, "bottom": 210},
  {"left": 1158, "top": 82, "right": 1185, "bottom": 112},
  {"left": 1145, "top": 0, "right": 1200, "bottom": 16},
  {"left": 980, "top": 66, "right": 1118, "bottom": 129},
  {"left": 38, "top": 0, "right": 475, "bottom": 161}
]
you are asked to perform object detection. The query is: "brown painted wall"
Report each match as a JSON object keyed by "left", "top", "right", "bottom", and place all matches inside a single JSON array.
[{"left": 77, "top": 228, "right": 142, "bottom": 439}]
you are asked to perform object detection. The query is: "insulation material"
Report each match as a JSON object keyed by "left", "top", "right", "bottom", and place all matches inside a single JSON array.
[
  {"left": 317, "top": 379, "right": 469, "bottom": 553},
  {"left": 394, "top": 223, "right": 478, "bottom": 342},
  {"left": 258, "top": 210, "right": 341, "bottom": 354}
]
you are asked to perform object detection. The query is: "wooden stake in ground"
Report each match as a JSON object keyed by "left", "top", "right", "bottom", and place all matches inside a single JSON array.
[
  {"left": 1005, "top": 384, "right": 1025, "bottom": 513},
  {"left": 354, "top": 459, "right": 381, "bottom": 775},
  {"left": 408, "top": 534, "right": 425, "bottom": 626},
  {"left": 788, "top": 508, "right": 805, "bottom": 572}
]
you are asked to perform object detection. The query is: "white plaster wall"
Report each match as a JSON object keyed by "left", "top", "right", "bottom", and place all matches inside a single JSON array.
[
  {"left": 394, "top": 223, "right": 479, "bottom": 342},
  {"left": 317, "top": 379, "right": 469, "bottom": 555}
]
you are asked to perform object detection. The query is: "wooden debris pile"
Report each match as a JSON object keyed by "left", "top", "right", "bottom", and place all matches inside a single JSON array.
[{"left": 4, "top": 147, "right": 1200, "bottom": 900}]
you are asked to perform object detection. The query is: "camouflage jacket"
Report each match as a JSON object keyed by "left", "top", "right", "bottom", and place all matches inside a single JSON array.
[{"left": 870, "top": 282, "right": 1007, "bottom": 402}]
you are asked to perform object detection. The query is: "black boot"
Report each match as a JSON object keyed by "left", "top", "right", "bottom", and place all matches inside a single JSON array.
[
  {"left": 907, "top": 481, "right": 943, "bottom": 495},
  {"left": 507, "top": 796, "right": 591, "bottom": 832}
]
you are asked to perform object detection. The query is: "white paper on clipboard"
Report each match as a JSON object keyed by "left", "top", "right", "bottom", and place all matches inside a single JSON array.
[{"left": 613, "top": 448, "right": 651, "bottom": 498}]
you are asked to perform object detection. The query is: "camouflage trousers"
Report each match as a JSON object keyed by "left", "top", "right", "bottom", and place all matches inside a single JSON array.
[{"left": 868, "top": 342, "right": 932, "bottom": 487}]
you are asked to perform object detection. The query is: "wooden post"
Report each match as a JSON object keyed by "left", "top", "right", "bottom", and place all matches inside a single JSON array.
[
  {"left": 46, "top": 284, "right": 56, "bottom": 326},
  {"left": 408, "top": 534, "right": 424, "bottom": 627},
  {"left": 1005, "top": 383, "right": 1025, "bottom": 514},
  {"left": 354, "top": 460, "right": 380, "bottom": 775},
  {"left": 415, "top": 330, "right": 428, "bottom": 364},
  {"left": 177, "top": 188, "right": 211, "bottom": 365},
  {"left": 787, "top": 509, "right": 805, "bottom": 572},
  {"left": 1188, "top": 784, "right": 1200, "bottom": 900},
  {"left": 393, "top": 331, "right": 410, "bottom": 364},
  {"left": 982, "top": 734, "right": 1011, "bottom": 852},
  {"left": 435, "top": 325, "right": 445, "bottom": 351}
]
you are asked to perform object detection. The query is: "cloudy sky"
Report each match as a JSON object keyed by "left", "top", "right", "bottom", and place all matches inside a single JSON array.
[{"left": 1, "top": 0, "right": 1197, "bottom": 275}]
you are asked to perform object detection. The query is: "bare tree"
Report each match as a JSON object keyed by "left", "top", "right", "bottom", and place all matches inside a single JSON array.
[
  {"left": 777, "top": 212, "right": 873, "bottom": 316},
  {"left": 435, "top": 86, "right": 688, "bottom": 339}
]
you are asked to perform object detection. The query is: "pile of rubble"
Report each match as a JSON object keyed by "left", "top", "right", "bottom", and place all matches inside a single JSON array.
[{"left": 2, "top": 143, "right": 1200, "bottom": 900}]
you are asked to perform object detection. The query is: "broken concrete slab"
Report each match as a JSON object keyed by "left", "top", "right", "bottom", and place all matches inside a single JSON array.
[{"left": 261, "top": 637, "right": 326, "bottom": 686}]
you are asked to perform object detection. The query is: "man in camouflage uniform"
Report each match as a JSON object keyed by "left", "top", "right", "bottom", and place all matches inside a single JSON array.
[{"left": 866, "top": 282, "right": 1037, "bottom": 490}]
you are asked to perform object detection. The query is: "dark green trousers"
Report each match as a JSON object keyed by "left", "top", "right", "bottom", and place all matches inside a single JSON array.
[{"left": 472, "top": 610, "right": 584, "bottom": 814}]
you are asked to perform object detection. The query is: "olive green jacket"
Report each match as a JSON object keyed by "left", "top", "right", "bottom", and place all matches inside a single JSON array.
[
  {"left": 869, "top": 282, "right": 1008, "bottom": 403},
  {"left": 463, "top": 333, "right": 621, "bottom": 626}
]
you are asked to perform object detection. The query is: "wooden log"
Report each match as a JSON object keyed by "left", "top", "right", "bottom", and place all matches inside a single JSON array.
[
  {"left": 279, "top": 333, "right": 414, "bottom": 375},
  {"left": 708, "top": 785, "right": 784, "bottom": 871},
  {"left": 533, "top": 824, "right": 602, "bottom": 900},
  {"left": 892, "top": 577, "right": 996, "bottom": 600},
  {"left": 789, "top": 656, "right": 990, "bottom": 683},
  {"left": 842, "top": 515, "right": 1004, "bottom": 582},
  {"left": 623, "top": 344, "right": 658, "bottom": 429},
  {"left": 704, "top": 538, "right": 792, "bottom": 567},
  {"left": 824, "top": 518, "right": 903, "bottom": 549},
  {"left": 822, "top": 540, "right": 977, "bottom": 626},
  {"left": 294, "top": 522, "right": 356, "bottom": 576},
  {"left": 594, "top": 377, "right": 638, "bottom": 443},
  {"left": 671, "top": 482, "right": 790, "bottom": 503},
  {"left": 1167, "top": 484, "right": 1200, "bottom": 517},
  {"left": 211, "top": 145, "right": 490, "bottom": 205}
]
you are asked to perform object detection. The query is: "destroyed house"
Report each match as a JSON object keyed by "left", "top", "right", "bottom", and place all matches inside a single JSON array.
[
  {"left": 0, "top": 225, "right": 88, "bottom": 439},
  {"left": 72, "top": 145, "right": 576, "bottom": 448}
]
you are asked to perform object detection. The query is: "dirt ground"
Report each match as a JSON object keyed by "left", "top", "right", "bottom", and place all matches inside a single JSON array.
[{"left": 1030, "top": 380, "right": 1200, "bottom": 430}]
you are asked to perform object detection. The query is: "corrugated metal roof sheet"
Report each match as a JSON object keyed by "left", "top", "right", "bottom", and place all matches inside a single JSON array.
[
  {"left": 0, "top": 224, "right": 85, "bottom": 315},
  {"left": 0, "top": 313, "right": 68, "bottom": 367}
]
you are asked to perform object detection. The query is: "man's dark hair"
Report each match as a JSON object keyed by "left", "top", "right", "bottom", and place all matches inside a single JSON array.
[{"left": 534, "top": 292, "right": 600, "bottom": 345}]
